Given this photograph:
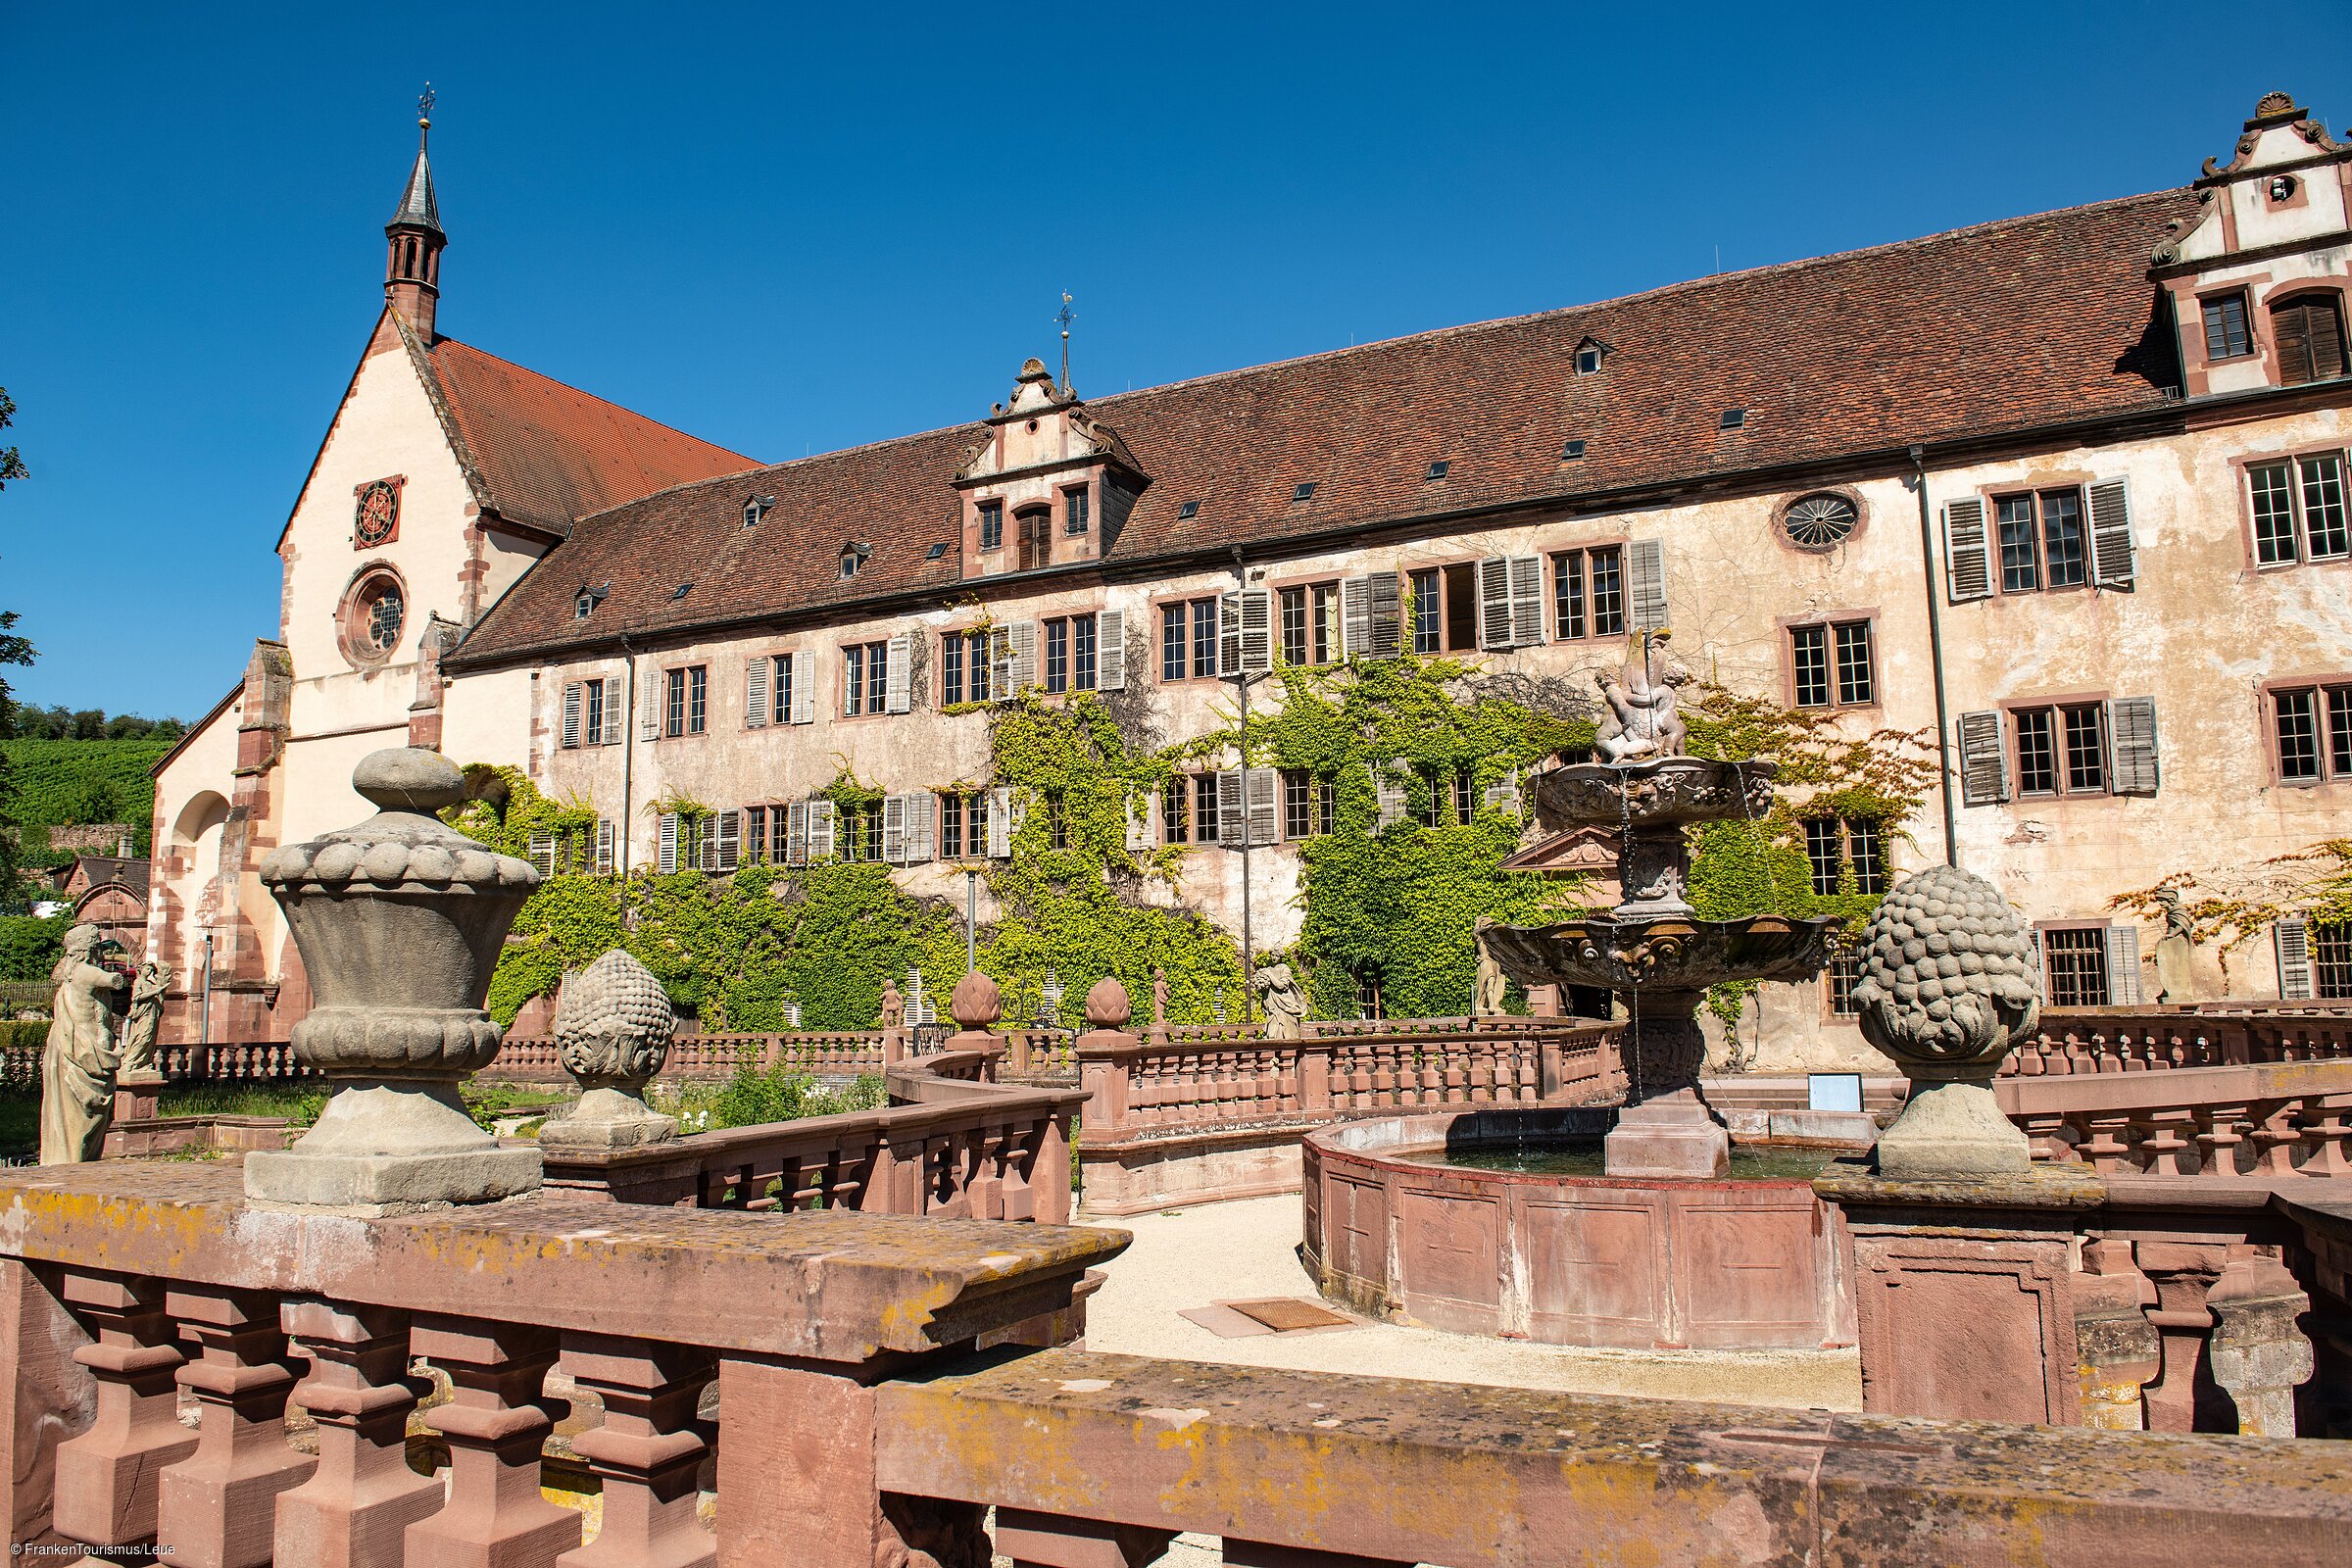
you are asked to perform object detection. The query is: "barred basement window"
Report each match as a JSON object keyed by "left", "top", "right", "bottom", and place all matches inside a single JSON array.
[
  {"left": 2316, "top": 921, "right": 2352, "bottom": 998},
  {"left": 2272, "top": 681, "right": 2352, "bottom": 784},
  {"left": 2246, "top": 451, "right": 2350, "bottom": 566},
  {"left": 1827, "top": 951, "right": 1862, "bottom": 1016},
  {"left": 2040, "top": 927, "right": 2111, "bottom": 1007}
]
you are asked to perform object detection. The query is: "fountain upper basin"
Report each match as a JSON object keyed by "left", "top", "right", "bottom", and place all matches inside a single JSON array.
[
  {"left": 1536, "top": 756, "right": 1779, "bottom": 828},
  {"left": 1485, "top": 912, "right": 1837, "bottom": 994}
]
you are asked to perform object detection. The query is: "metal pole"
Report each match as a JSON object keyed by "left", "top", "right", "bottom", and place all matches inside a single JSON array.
[
  {"left": 965, "top": 866, "right": 978, "bottom": 973},
  {"left": 199, "top": 932, "right": 213, "bottom": 1046},
  {"left": 617, "top": 636, "right": 640, "bottom": 913},
  {"left": 1911, "top": 445, "right": 1962, "bottom": 868},
  {"left": 1238, "top": 669, "right": 1255, "bottom": 1024}
]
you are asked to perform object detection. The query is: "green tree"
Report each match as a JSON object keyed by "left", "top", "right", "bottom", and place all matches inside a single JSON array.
[{"left": 0, "top": 388, "right": 34, "bottom": 912}]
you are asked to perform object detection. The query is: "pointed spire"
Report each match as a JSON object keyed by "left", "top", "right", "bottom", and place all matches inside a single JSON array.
[
  {"left": 390, "top": 84, "right": 442, "bottom": 235},
  {"left": 384, "top": 84, "right": 447, "bottom": 340}
]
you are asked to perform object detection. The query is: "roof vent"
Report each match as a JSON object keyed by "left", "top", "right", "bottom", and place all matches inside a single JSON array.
[
  {"left": 1719, "top": 409, "right": 1747, "bottom": 430},
  {"left": 1576, "top": 346, "right": 1603, "bottom": 375},
  {"left": 840, "top": 540, "right": 874, "bottom": 580},
  {"left": 1293, "top": 482, "right": 1317, "bottom": 502},
  {"left": 743, "top": 494, "right": 774, "bottom": 528},
  {"left": 572, "top": 582, "right": 611, "bottom": 620},
  {"left": 1177, "top": 501, "right": 1200, "bottom": 520},
  {"left": 1425, "top": 461, "right": 1450, "bottom": 480},
  {"left": 925, "top": 542, "right": 951, "bottom": 561},
  {"left": 1560, "top": 440, "right": 1587, "bottom": 461},
  {"left": 670, "top": 583, "right": 693, "bottom": 601}
]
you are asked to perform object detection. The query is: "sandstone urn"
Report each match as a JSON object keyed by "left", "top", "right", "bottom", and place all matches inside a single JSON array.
[
  {"left": 1848, "top": 863, "right": 2041, "bottom": 1178},
  {"left": 244, "top": 748, "right": 543, "bottom": 1211}
]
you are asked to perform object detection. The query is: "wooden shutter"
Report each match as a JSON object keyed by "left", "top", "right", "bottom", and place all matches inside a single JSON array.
[
  {"left": 1483, "top": 781, "right": 1523, "bottom": 815},
  {"left": 1507, "top": 557, "right": 1544, "bottom": 648},
  {"left": 2315, "top": 300, "right": 2348, "bottom": 382},
  {"left": 884, "top": 632, "right": 912, "bottom": 713},
  {"left": 2087, "top": 478, "right": 2137, "bottom": 589},
  {"left": 561, "top": 684, "right": 582, "bottom": 749},
  {"left": 1247, "top": 767, "right": 1280, "bottom": 847},
  {"left": 1477, "top": 557, "right": 1514, "bottom": 650},
  {"left": 2272, "top": 297, "right": 2343, "bottom": 385},
  {"left": 790, "top": 652, "right": 814, "bottom": 724},
  {"left": 1943, "top": 499, "right": 1992, "bottom": 602},
  {"left": 658, "top": 812, "right": 678, "bottom": 874},
  {"left": 528, "top": 830, "right": 556, "bottom": 878},
  {"left": 1124, "top": 793, "right": 1150, "bottom": 853},
  {"left": 596, "top": 819, "right": 616, "bottom": 875},
  {"left": 2277, "top": 918, "right": 2314, "bottom": 1000},
  {"left": 1374, "top": 760, "right": 1408, "bottom": 831},
  {"left": 641, "top": 671, "right": 663, "bottom": 741},
  {"left": 697, "top": 813, "right": 717, "bottom": 872},
  {"left": 2104, "top": 924, "right": 2142, "bottom": 1004},
  {"left": 1957, "top": 710, "right": 2010, "bottom": 805},
  {"left": 1097, "top": 608, "right": 1126, "bottom": 691},
  {"left": 901, "top": 794, "right": 935, "bottom": 863},
  {"left": 1218, "top": 592, "right": 1243, "bottom": 675},
  {"left": 882, "top": 794, "right": 907, "bottom": 862},
  {"left": 1004, "top": 622, "right": 1037, "bottom": 693},
  {"left": 745, "top": 657, "right": 768, "bottom": 728},
  {"left": 1216, "top": 769, "right": 1247, "bottom": 846},
  {"left": 2109, "top": 697, "right": 2160, "bottom": 795},
  {"left": 603, "top": 673, "right": 625, "bottom": 745},
  {"left": 1627, "top": 539, "right": 1668, "bottom": 631},
  {"left": 714, "top": 810, "right": 741, "bottom": 872},
  {"left": 1342, "top": 575, "right": 1373, "bottom": 657},
  {"left": 987, "top": 787, "right": 1013, "bottom": 858},
  {"left": 1238, "top": 589, "right": 1273, "bottom": 673},
  {"left": 785, "top": 801, "right": 808, "bottom": 867},
  {"left": 807, "top": 799, "right": 837, "bottom": 861},
  {"left": 1341, "top": 571, "right": 1402, "bottom": 660}
]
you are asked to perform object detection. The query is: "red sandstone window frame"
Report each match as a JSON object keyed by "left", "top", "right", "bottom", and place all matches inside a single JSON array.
[
  {"left": 2200, "top": 288, "right": 2257, "bottom": 363},
  {"left": 939, "top": 626, "right": 993, "bottom": 706},
  {"left": 1151, "top": 592, "right": 1222, "bottom": 684},
  {"left": 2259, "top": 673, "right": 2352, "bottom": 788},
  {"left": 1777, "top": 610, "right": 1881, "bottom": 712},
  {"left": 839, "top": 641, "right": 889, "bottom": 720},
  {"left": 1396, "top": 553, "right": 1486, "bottom": 654},
  {"left": 2229, "top": 444, "right": 2352, "bottom": 572},
  {"left": 1545, "top": 537, "right": 1632, "bottom": 644},
  {"left": 1268, "top": 571, "right": 1346, "bottom": 668},
  {"left": 2034, "top": 919, "right": 2114, "bottom": 1008},
  {"left": 2000, "top": 690, "right": 2114, "bottom": 801},
  {"left": 1968, "top": 478, "right": 2095, "bottom": 598}
]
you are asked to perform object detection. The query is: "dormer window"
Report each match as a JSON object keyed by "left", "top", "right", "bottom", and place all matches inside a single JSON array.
[
  {"left": 2202, "top": 292, "right": 2253, "bottom": 361},
  {"left": 1573, "top": 336, "right": 1609, "bottom": 376},
  {"left": 2271, "top": 292, "right": 2348, "bottom": 387},
  {"left": 1015, "top": 506, "right": 1051, "bottom": 571},
  {"left": 978, "top": 501, "right": 1004, "bottom": 552},
  {"left": 572, "top": 582, "right": 610, "bottom": 620},
  {"left": 1063, "top": 485, "right": 1091, "bottom": 536},
  {"left": 840, "top": 541, "right": 872, "bottom": 580},
  {"left": 743, "top": 494, "right": 773, "bottom": 529}
]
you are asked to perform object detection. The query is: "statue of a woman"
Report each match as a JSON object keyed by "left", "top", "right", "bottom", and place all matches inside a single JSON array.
[
  {"left": 1254, "top": 961, "right": 1306, "bottom": 1041},
  {"left": 40, "top": 926, "right": 131, "bottom": 1165},
  {"left": 1473, "top": 918, "right": 1509, "bottom": 1016},
  {"left": 121, "top": 959, "right": 172, "bottom": 1085}
]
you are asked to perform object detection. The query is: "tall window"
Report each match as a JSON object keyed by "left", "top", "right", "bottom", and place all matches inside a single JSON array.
[
  {"left": 1162, "top": 597, "right": 1219, "bottom": 681},
  {"left": 2013, "top": 702, "right": 2108, "bottom": 797},
  {"left": 2040, "top": 928, "right": 2111, "bottom": 1007},
  {"left": 942, "top": 628, "right": 992, "bottom": 705},
  {"left": 1193, "top": 775, "right": 1222, "bottom": 844},
  {"left": 664, "top": 667, "right": 708, "bottom": 737},
  {"left": 2247, "top": 452, "right": 2350, "bottom": 566},
  {"left": 1043, "top": 618, "right": 1068, "bottom": 693},
  {"left": 1826, "top": 950, "right": 1862, "bottom": 1016},
  {"left": 2315, "top": 921, "right": 2352, "bottom": 999},
  {"left": 2272, "top": 681, "right": 2352, "bottom": 784},
  {"left": 2202, "top": 291, "right": 2253, "bottom": 360},
  {"left": 1803, "top": 817, "right": 1885, "bottom": 895},
  {"left": 2270, "top": 292, "right": 2348, "bottom": 387},
  {"left": 768, "top": 655, "right": 795, "bottom": 726},
  {"left": 938, "top": 790, "right": 990, "bottom": 858},
  {"left": 1041, "top": 614, "right": 1098, "bottom": 693},
  {"left": 977, "top": 501, "right": 1004, "bottom": 552},
  {"left": 1279, "top": 583, "right": 1341, "bottom": 665},
  {"left": 1802, "top": 818, "right": 1842, "bottom": 896},
  {"left": 1553, "top": 546, "right": 1624, "bottom": 640},
  {"left": 1016, "top": 507, "right": 1050, "bottom": 571},
  {"left": 1162, "top": 777, "right": 1191, "bottom": 845},
  {"left": 1410, "top": 568, "right": 1442, "bottom": 655},
  {"left": 1064, "top": 486, "right": 1091, "bottom": 535},
  {"left": 839, "top": 802, "right": 883, "bottom": 862},
  {"left": 1281, "top": 769, "right": 1334, "bottom": 838},
  {"left": 745, "top": 805, "right": 771, "bottom": 864},
  {"left": 842, "top": 642, "right": 887, "bottom": 716},
  {"left": 1789, "top": 619, "right": 1876, "bottom": 708},
  {"left": 1993, "top": 487, "right": 2087, "bottom": 593},
  {"left": 1451, "top": 769, "right": 1474, "bottom": 825}
]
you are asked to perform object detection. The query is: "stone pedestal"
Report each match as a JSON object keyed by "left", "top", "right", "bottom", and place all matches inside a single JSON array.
[
  {"left": 1603, "top": 989, "right": 1728, "bottom": 1179},
  {"left": 1815, "top": 1163, "right": 2104, "bottom": 1424},
  {"left": 111, "top": 1083, "right": 161, "bottom": 1125}
]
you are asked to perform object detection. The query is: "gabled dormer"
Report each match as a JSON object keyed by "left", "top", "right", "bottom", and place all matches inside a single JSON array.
[
  {"left": 2158, "top": 92, "right": 2352, "bottom": 398},
  {"left": 953, "top": 358, "right": 1147, "bottom": 579}
]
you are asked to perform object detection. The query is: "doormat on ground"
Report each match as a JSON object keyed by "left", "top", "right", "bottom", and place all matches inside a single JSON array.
[{"left": 1177, "top": 1298, "right": 1359, "bottom": 1338}]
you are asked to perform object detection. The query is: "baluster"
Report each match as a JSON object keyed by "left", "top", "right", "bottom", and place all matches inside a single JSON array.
[
  {"left": 2078, "top": 1111, "right": 2135, "bottom": 1173},
  {"left": 2299, "top": 1098, "right": 2351, "bottom": 1176},
  {"left": 156, "top": 1287, "right": 316, "bottom": 1568},
  {"left": 2192, "top": 1102, "right": 2249, "bottom": 1178},
  {"left": 558, "top": 1335, "right": 716, "bottom": 1568},
  {"left": 2133, "top": 1110, "right": 2193, "bottom": 1175},
  {"left": 275, "top": 1306, "right": 436, "bottom": 1568},
  {"left": 2019, "top": 1112, "right": 2073, "bottom": 1164},
  {"left": 405, "top": 1317, "right": 581, "bottom": 1565},
  {"left": 2248, "top": 1100, "right": 2307, "bottom": 1177},
  {"left": 54, "top": 1272, "right": 196, "bottom": 1550}
]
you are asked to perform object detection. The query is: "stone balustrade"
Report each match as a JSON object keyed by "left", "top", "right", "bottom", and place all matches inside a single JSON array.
[
  {"left": 2008, "top": 1005, "right": 2352, "bottom": 1076},
  {"left": 1998, "top": 1057, "right": 2352, "bottom": 1178}
]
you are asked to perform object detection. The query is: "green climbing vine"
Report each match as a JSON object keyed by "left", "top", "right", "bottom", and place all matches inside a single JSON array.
[{"left": 2108, "top": 838, "right": 2352, "bottom": 979}]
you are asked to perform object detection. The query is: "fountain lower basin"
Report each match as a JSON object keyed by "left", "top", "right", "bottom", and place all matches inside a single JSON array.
[{"left": 1303, "top": 1106, "right": 1865, "bottom": 1350}]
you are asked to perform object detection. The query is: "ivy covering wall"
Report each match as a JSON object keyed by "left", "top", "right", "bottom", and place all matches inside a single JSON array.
[{"left": 447, "top": 648, "right": 1935, "bottom": 1031}]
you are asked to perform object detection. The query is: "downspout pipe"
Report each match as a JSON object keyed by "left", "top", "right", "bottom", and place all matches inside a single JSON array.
[
  {"left": 1911, "top": 444, "right": 1961, "bottom": 868},
  {"left": 618, "top": 634, "right": 640, "bottom": 914},
  {"left": 1231, "top": 546, "right": 1257, "bottom": 1024}
]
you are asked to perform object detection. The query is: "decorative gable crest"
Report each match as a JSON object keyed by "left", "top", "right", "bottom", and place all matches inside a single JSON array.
[{"left": 952, "top": 356, "right": 1150, "bottom": 579}]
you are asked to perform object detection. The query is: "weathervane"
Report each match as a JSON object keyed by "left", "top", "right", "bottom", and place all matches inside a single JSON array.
[{"left": 1056, "top": 292, "right": 1076, "bottom": 393}]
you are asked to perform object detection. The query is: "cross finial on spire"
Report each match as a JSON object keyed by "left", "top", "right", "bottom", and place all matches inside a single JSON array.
[
  {"left": 418, "top": 81, "right": 436, "bottom": 128},
  {"left": 1056, "top": 291, "right": 1076, "bottom": 393}
]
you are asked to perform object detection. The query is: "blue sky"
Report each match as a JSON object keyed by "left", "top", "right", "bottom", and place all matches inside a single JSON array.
[{"left": 5, "top": 2, "right": 2349, "bottom": 719}]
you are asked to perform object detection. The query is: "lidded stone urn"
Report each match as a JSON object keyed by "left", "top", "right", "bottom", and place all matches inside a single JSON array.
[{"left": 243, "top": 748, "right": 543, "bottom": 1211}]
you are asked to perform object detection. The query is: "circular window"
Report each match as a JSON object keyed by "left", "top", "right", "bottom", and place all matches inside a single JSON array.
[
  {"left": 1783, "top": 492, "right": 1859, "bottom": 551},
  {"left": 337, "top": 568, "right": 408, "bottom": 667}
]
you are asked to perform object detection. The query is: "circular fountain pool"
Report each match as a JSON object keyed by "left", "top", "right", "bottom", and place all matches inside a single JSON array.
[{"left": 1302, "top": 1107, "right": 1862, "bottom": 1351}]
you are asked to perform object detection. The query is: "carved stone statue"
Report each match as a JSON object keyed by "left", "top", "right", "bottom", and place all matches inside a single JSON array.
[
  {"left": 1152, "top": 967, "right": 1169, "bottom": 1025},
  {"left": 879, "top": 979, "right": 906, "bottom": 1032},
  {"left": 1254, "top": 961, "right": 1306, "bottom": 1041},
  {"left": 2151, "top": 888, "right": 2197, "bottom": 1004},
  {"left": 1593, "top": 632, "right": 1693, "bottom": 764},
  {"left": 1472, "top": 918, "right": 1508, "bottom": 1017},
  {"left": 1848, "top": 864, "right": 2041, "bottom": 1177},
  {"left": 40, "top": 925, "right": 130, "bottom": 1165},
  {"left": 539, "top": 950, "right": 678, "bottom": 1151},
  {"left": 119, "top": 959, "right": 171, "bottom": 1087}
]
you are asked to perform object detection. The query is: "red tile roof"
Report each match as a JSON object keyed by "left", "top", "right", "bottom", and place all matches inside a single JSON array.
[
  {"left": 450, "top": 187, "right": 2202, "bottom": 667},
  {"left": 417, "top": 335, "right": 758, "bottom": 535}
]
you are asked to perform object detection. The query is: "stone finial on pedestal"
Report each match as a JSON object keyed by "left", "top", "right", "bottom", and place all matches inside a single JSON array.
[
  {"left": 1850, "top": 864, "right": 2040, "bottom": 1178},
  {"left": 244, "top": 749, "right": 542, "bottom": 1212},
  {"left": 944, "top": 969, "right": 1003, "bottom": 1054},
  {"left": 1084, "top": 976, "right": 1132, "bottom": 1031},
  {"left": 538, "top": 951, "right": 678, "bottom": 1152}
]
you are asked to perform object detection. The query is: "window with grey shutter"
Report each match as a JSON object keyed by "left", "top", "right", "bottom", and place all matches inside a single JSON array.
[
  {"left": 2087, "top": 478, "right": 2137, "bottom": 589},
  {"left": 1477, "top": 557, "right": 1515, "bottom": 650},
  {"left": 1943, "top": 499, "right": 1992, "bottom": 602},
  {"left": 1483, "top": 780, "right": 1523, "bottom": 815},
  {"left": 602, "top": 673, "right": 625, "bottom": 745},
  {"left": 1627, "top": 539, "right": 1668, "bottom": 631},
  {"left": 2104, "top": 924, "right": 2142, "bottom": 1004},
  {"left": 658, "top": 813, "right": 679, "bottom": 874},
  {"left": 1097, "top": 608, "right": 1126, "bottom": 691},
  {"left": 1507, "top": 557, "right": 1544, "bottom": 647},
  {"left": 884, "top": 632, "right": 912, "bottom": 713},
  {"left": 2277, "top": 918, "right": 2314, "bottom": 1000},
  {"left": 1957, "top": 710, "right": 2010, "bottom": 805},
  {"left": 1216, "top": 588, "right": 1272, "bottom": 675},
  {"left": 1341, "top": 571, "right": 1402, "bottom": 660},
  {"left": 528, "top": 830, "right": 556, "bottom": 878},
  {"left": 1001, "top": 623, "right": 1037, "bottom": 694},
  {"left": 785, "top": 801, "right": 809, "bottom": 867},
  {"left": 790, "top": 651, "right": 815, "bottom": 724},
  {"left": 882, "top": 794, "right": 907, "bottom": 862},
  {"left": 987, "top": 787, "right": 1013, "bottom": 858},
  {"left": 1374, "top": 760, "right": 1408, "bottom": 831},
  {"left": 715, "top": 809, "right": 741, "bottom": 872},
  {"left": 1215, "top": 769, "right": 1247, "bottom": 846},
  {"left": 561, "top": 684, "right": 583, "bottom": 749},
  {"left": 1124, "top": 793, "right": 1150, "bottom": 853},
  {"left": 641, "top": 671, "right": 663, "bottom": 741},
  {"left": 596, "top": 819, "right": 616, "bottom": 876},
  {"left": 2108, "top": 697, "right": 2159, "bottom": 795},
  {"left": 698, "top": 813, "right": 718, "bottom": 872},
  {"left": 807, "top": 799, "right": 837, "bottom": 861},
  {"left": 900, "top": 794, "right": 935, "bottom": 864},
  {"left": 746, "top": 658, "right": 768, "bottom": 729},
  {"left": 1247, "top": 767, "right": 1280, "bottom": 846},
  {"left": 1218, "top": 593, "right": 1243, "bottom": 675}
]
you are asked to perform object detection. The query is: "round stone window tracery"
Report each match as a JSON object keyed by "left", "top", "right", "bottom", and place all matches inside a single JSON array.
[
  {"left": 338, "top": 567, "right": 408, "bottom": 668},
  {"left": 1782, "top": 492, "right": 1860, "bottom": 551}
]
